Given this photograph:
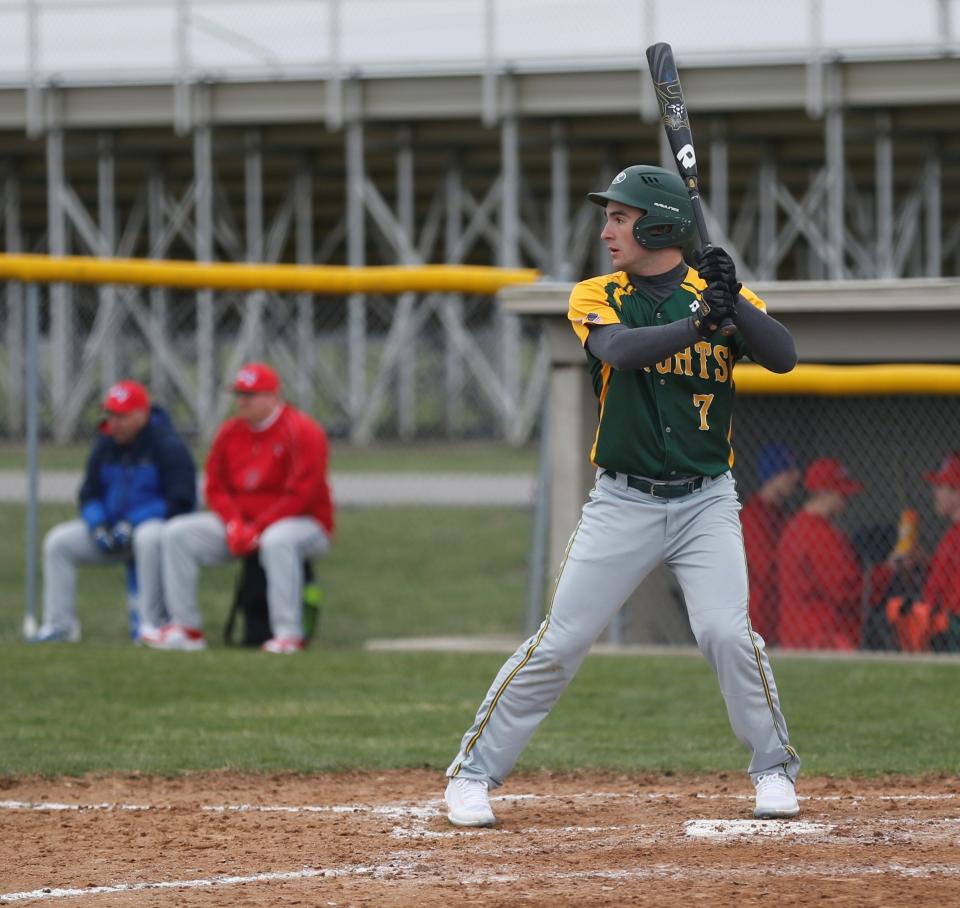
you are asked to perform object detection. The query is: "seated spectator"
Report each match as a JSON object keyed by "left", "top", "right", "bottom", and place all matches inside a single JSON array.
[
  {"left": 920, "top": 452, "right": 960, "bottom": 651},
  {"left": 855, "top": 521, "right": 928, "bottom": 651},
  {"left": 33, "top": 380, "right": 197, "bottom": 642},
  {"left": 740, "top": 442, "right": 800, "bottom": 645},
  {"left": 776, "top": 457, "right": 864, "bottom": 650},
  {"left": 143, "top": 363, "right": 334, "bottom": 654}
]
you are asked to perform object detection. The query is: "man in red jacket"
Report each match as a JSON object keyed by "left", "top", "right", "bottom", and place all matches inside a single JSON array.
[
  {"left": 740, "top": 443, "right": 800, "bottom": 645},
  {"left": 143, "top": 363, "right": 334, "bottom": 653},
  {"left": 922, "top": 452, "right": 960, "bottom": 648},
  {"left": 777, "top": 458, "right": 864, "bottom": 650}
]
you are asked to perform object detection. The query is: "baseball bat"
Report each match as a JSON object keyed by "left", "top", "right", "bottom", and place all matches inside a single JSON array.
[{"left": 645, "top": 42, "right": 736, "bottom": 337}]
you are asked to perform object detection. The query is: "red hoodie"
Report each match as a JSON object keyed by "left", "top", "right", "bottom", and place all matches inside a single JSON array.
[
  {"left": 204, "top": 404, "right": 334, "bottom": 536},
  {"left": 777, "top": 510, "right": 863, "bottom": 650},
  {"left": 924, "top": 522, "right": 960, "bottom": 616},
  {"left": 740, "top": 494, "right": 788, "bottom": 645}
]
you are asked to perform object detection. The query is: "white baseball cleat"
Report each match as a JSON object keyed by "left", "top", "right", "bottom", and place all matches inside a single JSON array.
[
  {"left": 754, "top": 772, "right": 800, "bottom": 819},
  {"left": 29, "top": 622, "right": 81, "bottom": 643},
  {"left": 140, "top": 623, "right": 207, "bottom": 652},
  {"left": 445, "top": 777, "right": 496, "bottom": 827}
]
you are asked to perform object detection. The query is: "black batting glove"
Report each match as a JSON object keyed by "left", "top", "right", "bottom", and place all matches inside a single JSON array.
[
  {"left": 692, "top": 283, "right": 737, "bottom": 338},
  {"left": 91, "top": 524, "right": 118, "bottom": 554},
  {"left": 695, "top": 246, "right": 741, "bottom": 295}
]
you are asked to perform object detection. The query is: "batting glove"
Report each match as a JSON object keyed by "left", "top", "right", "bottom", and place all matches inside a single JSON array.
[
  {"left": 695, "top": 245, "right": 740, "bottom": 292},
  {"left": 692, "top": 283, "right": 737, "bottom": 338},
  {"left": 111, "top": 519, "right": 134, "bottom": 552},
  {"left": 91, "top": 524, "right": 118, "bottom": 554}
]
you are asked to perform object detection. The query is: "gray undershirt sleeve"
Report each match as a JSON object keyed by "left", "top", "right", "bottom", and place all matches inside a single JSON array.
[
  {"left": 585, "top": 319, "right": 700, "bottom": 371},
  {"left": 585, "top": 258, "right": 796, "bottom": 374},
  {"left": 735, "top": 298, "right": 798, "bottom": 373},
  {"left": 585, "top": 302, "right": 797, "bottom": 374}
]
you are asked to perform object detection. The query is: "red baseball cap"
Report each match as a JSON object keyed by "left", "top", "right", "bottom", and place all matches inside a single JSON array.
[
  {"left": 233, "top": 362, "right": 280, "bottom": 393},
  {"left": 102, "top": 380, "right": 150, "bottom": 415},
  {"left": 923, "top": 452, "right": 960, "bottom": 489},
  {"left": 804, "top": 458, "right": 864, "bottom": 496}
]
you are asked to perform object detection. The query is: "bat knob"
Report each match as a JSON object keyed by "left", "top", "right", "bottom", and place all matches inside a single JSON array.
[{"left": 719, "top": 320, "right": 737, "bottom": 337}]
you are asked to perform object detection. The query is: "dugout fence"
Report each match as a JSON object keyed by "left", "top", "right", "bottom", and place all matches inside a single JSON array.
[{"left": 583, "top": 376, "right": 960, "bottom": 656}]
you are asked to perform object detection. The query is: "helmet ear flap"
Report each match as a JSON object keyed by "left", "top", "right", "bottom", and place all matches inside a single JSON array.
[{"left": 632, "top": 216, "right": 649, "bottom": 248}]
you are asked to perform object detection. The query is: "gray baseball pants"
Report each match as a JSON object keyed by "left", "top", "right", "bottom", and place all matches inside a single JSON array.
[
  {"left": 160, "top": 512, "right": 329, "bottom": 639},
  {"left": 448, "top": 469, "right": 800, "bottom": 787},
  {"left": 42, "top": 518, "right": 166, "bottom": 632}
]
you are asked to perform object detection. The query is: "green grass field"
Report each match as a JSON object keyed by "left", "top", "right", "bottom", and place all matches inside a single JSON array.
[
  {"left": 2, "top": 646, "right": 957, "bottom": 777},
  {"left": 2, "top": 503, "right": 958, "bottom": 779},
  {"left": 0, "top": 440, "right": 538, "bottom": 474}
]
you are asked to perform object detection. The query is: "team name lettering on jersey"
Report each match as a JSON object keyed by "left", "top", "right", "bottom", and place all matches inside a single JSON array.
[{"left": 645, "top": 341, "right": 731, "bottom": 384}]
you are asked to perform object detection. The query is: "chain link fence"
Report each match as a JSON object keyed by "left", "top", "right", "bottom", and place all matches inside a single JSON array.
[
  {"left": 622, "top": 394, "right": 960, "bottom": 655},
  {"left": 735, "top": 396, "right": 960, "bottom": 654}
]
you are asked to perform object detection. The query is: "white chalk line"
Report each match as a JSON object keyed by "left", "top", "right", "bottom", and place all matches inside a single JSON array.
[
  {"left": 0, "top": 801, "right": 155, "bottom": 813},
  {"left": 3, "top": 791, "right": 960, "bottom": 903},
  {"left": 0, "top": 864, "right": 383, "bottom": 904},
  {"left": 685, "top": 817, "right": 960, "bottom": 842},
  {"left": 3, "top": 789, "right": 957, "bottom": 814},
  {"left": 204, "top": 803, "right": 440, "bottom": 820},
  {"left": 457, "top": 862, "right": 960, "bottom": 884},
  {"left": 0, "top": 800, "right": 441, "bottom": 818},
  {"left": 389, "top": 822, "right": 649, "bottom": 841},
  {"left": 686, "top": 819, "right": 835, "bottom": 838},
  {"left": 4, "top": 857, "right": 960, "bottom": 903}
]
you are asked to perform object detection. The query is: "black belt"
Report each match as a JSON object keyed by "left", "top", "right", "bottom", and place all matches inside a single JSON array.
[{"left": 603, "top": 470, "right": 704, "bottom": 499}]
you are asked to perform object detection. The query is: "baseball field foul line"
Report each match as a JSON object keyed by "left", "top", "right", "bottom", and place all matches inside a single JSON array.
[
  {"left": 4, "top": 860, "right": 960, "bottom": 902},
  {"left": 0, "top": 866, "right": 383, "bottom": 904},
  {"left": 2, "top": 791, "right": 958, "bottom": 814}
]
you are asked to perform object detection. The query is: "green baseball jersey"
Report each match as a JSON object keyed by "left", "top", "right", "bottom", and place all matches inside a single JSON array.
[{"left": 568, "top": 267, "right": 767, "bottom": 480}]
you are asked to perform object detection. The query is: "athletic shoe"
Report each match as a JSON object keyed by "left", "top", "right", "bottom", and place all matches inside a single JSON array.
[
  {"left": 261, "top": 636, "right": 304, "bottom": 654},
  {"left": 29, "top": 622, "right": 81, "bottom": 643},
  {"left": 140, "top": 623, "right": 207, "bottom": 652},
  {"left": 133, "top": 623, "right": 160, "bottom": 646},
  {"left": 754, "top": 772, "right": 800, "bottom": 819},
  {"left": 445, "top": 777, "right": 496, "bottom": 827}
]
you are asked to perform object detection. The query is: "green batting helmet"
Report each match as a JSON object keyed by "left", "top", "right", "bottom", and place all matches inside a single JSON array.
[{"left": 587, "top": 165, "right": 696, "bottom": 250}]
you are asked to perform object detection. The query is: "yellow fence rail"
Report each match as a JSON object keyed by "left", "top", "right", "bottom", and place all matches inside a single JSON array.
[
  {"left": 735, "top": 363, "right": 960, "bottom": 395},
  {"left": 0, "top": 253, "right": 541, "bottom": 295}
]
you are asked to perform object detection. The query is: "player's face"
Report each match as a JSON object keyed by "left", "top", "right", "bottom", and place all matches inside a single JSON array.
[
  {"left": 104, "top": 408, "right": 148, "bottom": 445},
  {"left": 769, "top": 467, "right": 801, "bottom": 501},
  {"left": 234, "top": 391, "right": 279, "bottom": 425},
  {"left": 932, "top": 486, "right": 960, "bottom": 520},
  {"left": 600, "top": 203, "right": 649, "bottom": 272},
  {"left": 824, "top": 490, "right": 848, "bottom": 517}
]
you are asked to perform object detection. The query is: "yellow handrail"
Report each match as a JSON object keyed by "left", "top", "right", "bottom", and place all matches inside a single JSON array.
[
  {"left": 735, "top": 363, "right": 960, "bottom": 395},
  {"left": 0, "top": 253, "right": 541, "bottom": 295}
]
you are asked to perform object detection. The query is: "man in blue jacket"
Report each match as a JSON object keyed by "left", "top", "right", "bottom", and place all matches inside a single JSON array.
[{"left": 34, "top": 380, "right": 197, "bottom": 642}]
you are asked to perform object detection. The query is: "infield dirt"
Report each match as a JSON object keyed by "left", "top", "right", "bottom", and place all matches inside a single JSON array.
[{"left": 2, "top": 771, "right": 958, "bottom": 906}]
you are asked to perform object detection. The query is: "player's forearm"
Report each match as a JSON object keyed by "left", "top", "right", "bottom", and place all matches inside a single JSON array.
[
  {"left": 585, "top": 321, "right": 698, "bottom": 370},
  {"left": 735, "top": 299, "right": 797, "bottom": 373}
]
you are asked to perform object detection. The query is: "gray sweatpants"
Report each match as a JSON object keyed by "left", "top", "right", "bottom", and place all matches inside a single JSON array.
[
  {"left": 161, "top": 512, "right": 329, "bottom": 639},
  {"left": 448, "top": 469, "right": 800, "bottom": 787},
  {"left": 42, "top": 518, "right": 166, "bottom": 632}
]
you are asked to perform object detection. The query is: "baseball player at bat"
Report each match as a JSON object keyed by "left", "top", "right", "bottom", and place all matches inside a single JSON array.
[{"left": 445, "top": 164, "right": 801, "bottom": 827}]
